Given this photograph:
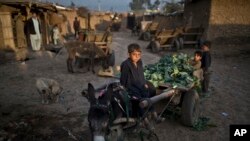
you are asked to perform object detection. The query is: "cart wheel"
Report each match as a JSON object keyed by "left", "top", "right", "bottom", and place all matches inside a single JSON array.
[
  {"left": 179, "top": 37, "right": 184, "bottom": 49},
  {"left": 171, "top": 39, "right": 180, "bottom": 51},
  {"left": 147, "top": 41, "right": 152, "bottom": 49},
  {"left": 143, "top": 32, "right": 151, "bottom": 41},
  {"left": 181, "top": 90, "right": 200, "bottom": 126},
  {"left": 151, "top": 41, "right": 160, "bottom": 53}
]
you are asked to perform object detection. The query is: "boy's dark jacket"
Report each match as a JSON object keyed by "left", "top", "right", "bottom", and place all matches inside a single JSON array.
[
  {"left": 201, "top": 51, "right": 211, "bottom": 71},
  {"left": 120, "top": 58, "right": 147, "bottom": 98}
]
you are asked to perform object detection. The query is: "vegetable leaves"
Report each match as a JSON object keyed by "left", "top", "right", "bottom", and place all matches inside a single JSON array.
[{"left": 144, "top": 53, "right": 200, "bottom": 89}]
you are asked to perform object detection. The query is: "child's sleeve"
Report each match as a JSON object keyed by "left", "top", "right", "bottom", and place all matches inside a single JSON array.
[
  {"left": 120, "top": 63, "right": 129, "bottom": 87},
  {"left": 193, "top": 61, "right": 201, "bottom": 70},
  {"left": 203, "top": 53, "right": 210, "bottom": 71}
]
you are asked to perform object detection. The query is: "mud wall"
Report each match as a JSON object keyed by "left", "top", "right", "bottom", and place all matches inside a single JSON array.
[
  {"left": 136, "top": 14, "right": 184, "bottom": 31},
  {"left": 183, "top": 0, "right": 211, "bottom": 39},
  {"left": 89, "top": 13, "right": 112, "bottom": 31},
  {"left": 207, "top": 0, "right": 250, "bottom": 44},
  {"left": 59, "top": 10, "right": 86, "bottom": 35},
  {"left": 154, "top": 14, "right": 184, "bottom": 30}
]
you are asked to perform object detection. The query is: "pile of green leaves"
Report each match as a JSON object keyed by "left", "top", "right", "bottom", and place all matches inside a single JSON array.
[{"left": 144, "top": 53, "right": 200, "bottom": 89}]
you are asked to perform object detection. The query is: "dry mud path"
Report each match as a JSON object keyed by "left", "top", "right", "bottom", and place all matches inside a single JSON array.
[{"left": 0, "top": 31, "right": 249, "bottom": 141}]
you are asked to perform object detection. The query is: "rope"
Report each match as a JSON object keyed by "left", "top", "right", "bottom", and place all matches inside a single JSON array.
[{"left": 159, "top": 89, "right": 177, "bottom": 118}]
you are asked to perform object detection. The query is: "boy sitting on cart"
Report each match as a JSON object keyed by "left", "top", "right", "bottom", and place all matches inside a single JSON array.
[{"left": 120, "top": 43, "right": 164, "bottom": 129}]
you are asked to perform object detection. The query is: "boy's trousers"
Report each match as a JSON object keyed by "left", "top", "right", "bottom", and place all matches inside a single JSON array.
[
  {"left": 30, "top": 34, "right": 41, "bottom": 51},
  {"left": 202, "top": 69, "right": 210, "bottom": 93}
]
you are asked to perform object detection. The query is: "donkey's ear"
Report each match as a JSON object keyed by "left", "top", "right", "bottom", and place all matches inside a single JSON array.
[{"left": 88, "top": 83, "right": 96, "bottom": 104}]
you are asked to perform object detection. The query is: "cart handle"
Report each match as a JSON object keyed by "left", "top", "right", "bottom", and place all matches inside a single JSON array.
[
  {"left": 139, "top": 89, "right": 176, "bottom": 108},
  {"left": 159, "top": 83, "right": 194, "bottom": 91},
  {"left": 139, "top": 83, "right": 194, "bottom": 108}
]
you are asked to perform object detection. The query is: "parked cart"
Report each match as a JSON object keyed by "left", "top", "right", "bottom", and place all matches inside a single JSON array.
[
  {"left": 148, "top": 27, "right": 184, "bottom": 53},
  {"left": 140, "top": 22, "right": 159, "bottom": 41},
  {"left": 140, "top": 82, "right": 200, "bottom": 126},
  {"left": 84, "top": 31, "right": 113, "bottom": 56},
  {"left": 178, "top": 26, "right": 204, "bottom": 48}
]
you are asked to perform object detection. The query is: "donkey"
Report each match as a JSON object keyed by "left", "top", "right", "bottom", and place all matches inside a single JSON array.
[
  {"left": 64, "top": 40, "right": 107, "bottom": 73},
  {"left": 83, "top": 82, "right": 128, "bottom": 141}
]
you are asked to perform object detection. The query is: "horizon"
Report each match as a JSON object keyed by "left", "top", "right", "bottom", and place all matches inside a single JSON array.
[
  {"left": 46, "top": 0, "right": 131, "bottom": 12},
  {"left": 44, "top": 0, "right": 179, "bottom": 12}
]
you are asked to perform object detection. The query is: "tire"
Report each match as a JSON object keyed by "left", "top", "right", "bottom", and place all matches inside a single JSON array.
[
  {"left": 151, "top": 41, "right": 161, "bottom": 53},
  {"left": 171, "top": 39, "right": 180, "bottom": 51},
  {"left": 181, "top": 90, "right": 200, "bottom": 126},
  {"left": 179, "top": 37, "right": 184, "bottom": 49},
  {"left": 147, "top": 41, "right": 153, "bottom": 49},
  {"left": 143, "top": 32, "right": 151, "bottom": 41}
]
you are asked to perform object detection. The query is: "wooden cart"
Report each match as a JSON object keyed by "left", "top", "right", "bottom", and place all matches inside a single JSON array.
[
  {"left": 140, "top": 82, "right": 200, "bottom": 127},
  {"left": 178, "top": 26, "right": 204, "bottom": 48},
  {"left": 105, "top": 82, "right": 200, "bottom": 141},
  {"left": 84, "top": 31, "right": 113, "bottom": 56},
  {"left": 140, "top": 22, "right": 159, "bottom": 41},
  {"left": 73, "top": 31, "right": 115, "bottom": 74},
  {"left": 148, "top": 27, "right": 184, "bottom": 53}
]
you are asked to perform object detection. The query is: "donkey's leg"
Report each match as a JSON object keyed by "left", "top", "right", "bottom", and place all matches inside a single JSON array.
[
  {"left": 91, "top": 56, "right": 95, "bottom": 74},
  {"left": 84, "top": 58, "right": 90, "bottom": 73},
  {"left": 67, "top": 58, "right": 74, "bottom": 73}
]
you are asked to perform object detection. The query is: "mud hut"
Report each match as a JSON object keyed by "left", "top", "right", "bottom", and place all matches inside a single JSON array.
[
  {"left": 55, "top": 6, "right": 87, "bottom": 36},
  {"left": 154, "top": 11, "right": 184, "bottom": 30},
  {"left": 88, "top": 11, "right": 121, "bottom": 31},
  {"left": 0, "top": 0, "right": 57, "bottom": 50},
  {"left": 183, "top": 0, "right": 250, "bottom": 44}
]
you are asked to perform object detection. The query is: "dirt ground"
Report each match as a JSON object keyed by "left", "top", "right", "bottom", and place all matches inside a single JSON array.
[{"left": 0, "top": 30, "right": 250, "bottom": 141}]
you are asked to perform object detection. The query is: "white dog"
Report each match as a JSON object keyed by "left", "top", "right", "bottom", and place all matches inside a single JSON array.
[{"left": 36, "top": 78, "right": 63, "bottom": 104}]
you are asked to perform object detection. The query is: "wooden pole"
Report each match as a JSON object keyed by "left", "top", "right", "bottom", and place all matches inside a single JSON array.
[{"left": 139, "top": 89, "right": 176, "bottom": 108}]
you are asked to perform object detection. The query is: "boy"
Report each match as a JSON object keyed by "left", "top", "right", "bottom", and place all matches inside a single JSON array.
[
  {"left": 190, "top": 50, "right": 203, "bottom": 81},
  {"left": 120, "top": 43, "right": 148, "bottom": 100},
  {"left": 120, "top": 43, "right": 164, "bottom": 129},
  {"left": 201, "top": 41, "right": 212, "bottom": 94},
  {"left": 132, "top": 21, "right": 140, "bottom": 36},
  {"left": 52, "top": 24, "right": 60, "bottom": 45},
  {"left": 73, "top": 17, "right": 80, "bottom": 38}
]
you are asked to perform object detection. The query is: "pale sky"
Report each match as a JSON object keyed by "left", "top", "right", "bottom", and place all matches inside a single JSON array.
[
  {"left": 44, "top": 0, "right": 179, "bottom": 12},
  {"left": 45, "top": 0, "right": 131, "bottom": 12}
]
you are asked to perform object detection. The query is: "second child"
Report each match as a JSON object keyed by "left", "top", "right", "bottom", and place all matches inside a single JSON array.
[
  {"left": 201, "top": 41, "right": 212, "bottom": 94},
  {"left": 190, "top": 50, "right": 203, "bottom": 81}
]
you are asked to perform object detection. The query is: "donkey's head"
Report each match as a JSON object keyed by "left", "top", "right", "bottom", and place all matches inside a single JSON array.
[{"left": 87, "top": 83, "right": 113, "bottom": 141}]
